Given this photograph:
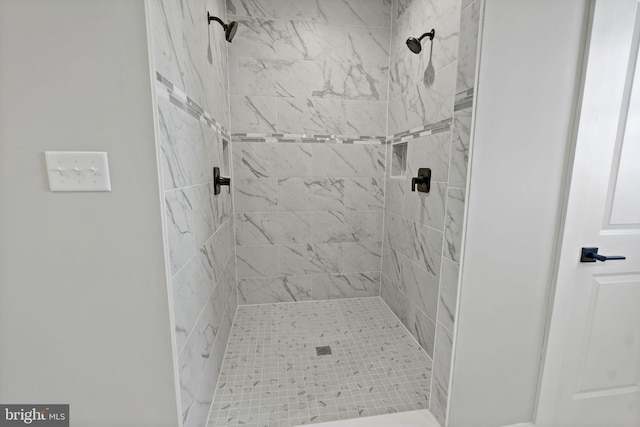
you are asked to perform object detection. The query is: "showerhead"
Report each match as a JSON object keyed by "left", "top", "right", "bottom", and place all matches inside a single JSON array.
[
  {"left": 405, "top": 29, "right": 435, "bottom": 54},
  {"left": 225, "top": 20, "right": 238, "bottom": 42},
  {"left": 208, "top": 12, "right": 239, "bottom": 43},
  {"left": 406, "top": 37, "right": 423, "bottom": 54}
]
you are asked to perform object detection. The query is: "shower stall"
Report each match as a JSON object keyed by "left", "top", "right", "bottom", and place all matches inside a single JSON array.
[
  {"left": 2, "top": 0, "right": 615, "bottom": 426},
  {"left": 149, "top": 0, "right": 478, "bottom": 425}
]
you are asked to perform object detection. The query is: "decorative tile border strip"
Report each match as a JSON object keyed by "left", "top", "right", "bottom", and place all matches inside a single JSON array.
[
  {"left": 154, "top": 71, "right": 230, "bottom": 139},
  {"left": 231, "top": 133, "right": 386, "bottom": 145},
  {"left": 454, "top": 87, "right": 474, "bottom": 111},
  {"left": 388, "top": 117, "right": 453, "bottom": 144}
]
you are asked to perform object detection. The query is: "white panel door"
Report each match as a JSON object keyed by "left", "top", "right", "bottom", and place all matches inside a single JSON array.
[{"left": 537, "top": 0, "right": 640, "bottom": 426}]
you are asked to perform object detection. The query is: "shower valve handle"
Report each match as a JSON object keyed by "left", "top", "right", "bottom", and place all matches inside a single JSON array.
[
  {"left": 213, "top": 166, "right": 231, "bottom": 195},
  {"left": 411, "top": 168, "right": 432, "bottom": 193}
]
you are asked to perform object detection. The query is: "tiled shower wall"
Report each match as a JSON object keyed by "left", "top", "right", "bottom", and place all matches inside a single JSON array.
[
  {"left": 148, "top": 2, "right": 237, "bottom": 427},
  {"left": 381, "top": 0, "right": 480, "bottom": 425},
  {"left": 227, "top": 0, "right": 391, "bottom": 304}
]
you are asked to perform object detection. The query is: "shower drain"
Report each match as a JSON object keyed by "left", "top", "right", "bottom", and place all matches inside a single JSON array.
[{"left": 316, "top": 346, "right": 332, "bottom": 356}]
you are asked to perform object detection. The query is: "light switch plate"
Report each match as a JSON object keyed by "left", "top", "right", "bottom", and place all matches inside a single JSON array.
[{"left": 45, "top": 151, "right": 111, "bottom": 192}]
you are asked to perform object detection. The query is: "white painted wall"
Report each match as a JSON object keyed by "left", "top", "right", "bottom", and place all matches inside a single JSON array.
[
  {"left": 0, "top": 1, "right": 179, "bottom": 426},
  {"left": 448, "top": 1, "right": 589, "bottom": 426}
]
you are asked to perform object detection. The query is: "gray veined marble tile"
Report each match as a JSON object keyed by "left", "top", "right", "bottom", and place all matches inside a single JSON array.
[
  {"left": 387, "top": 61, "right": 457, "bottom": 135},
  {"left": 406, "top": 221, "right": 444, "bottom": 277},
  {"left": 192, "top": 184, "right": 216, "bottom": 250},
  {"left": 230, "top": 95, "right": 277, "bottom": 133},
  {"left": 462, "top": 0, "right": 475, "bottom": 11},
  {"left": 444, "top": 188, "right": 465, "bottom": 263},
  {"left": 234, "top": 178, "right": 278, "bottom": 212},
  {"left": 280, "top": 243, "right": 343, "bottom": 275},
  {"left": 379, "top": 65, "right": 390, "bottom": 102},
  {"left": 166, "top": 188, "right": 195, "bottom": 275},
  {"left": 406, "top": 132, "right": 452, "bottom": 183},
  {"left": 347, "top": 26, "right": 390, "bottom": 66},
  {"left": 392, "top": 0, "right": 414, "bottom": 23},
  {"left": 204, "top": 220, "right": 234, "bottom": 284},
  {"left": 456, "top": 0, "right": 481, "bottom": 93},
  {"left": 384, "top": 211, "right": 409, "bottom": 252},
  {"left": 403, "top": 181, "right": 448, "bottom": 231},
  {"left": 277, "top": 178, "right": 345, "bottom": 211},
  {"left": 238, "top": 275, "right": 313, "bottom": 304},
  {"left": 236, "top": 245, "right": 280, "bottom": 278},
  {"left": 438, "top": 257, "right": 460, "bottom": 331},
  {"left": 242, "top": 142, "right": 312, "bottom": 178},
  {"left": 396, "top": 289, "right": 436, "bottom": 357},
  {"left": 312, "top": 144, "right": 385, "bottom": 178},
  {"left": 228, "top": 0, "right": 391, "bottom": 27},
  {"left": 171, "top": 253, "right": 212, "bottom": 354},
  {"left": 213, "top": 184, "right": 232, "bottom": 233},
  {"left": 229, "top": 54, "right": 240, "bottom": 95},
  {"left": 237, "top": 58, "right": 382, "bottom": 100},
  {"left": 177, "top": 328, "right": 202, "bottom": 424},
  {"left": 277, "top": 98, "right": 346, "bottom": 134},
  {"left": 178, "top": 291, "right": 219, "bottom": 424},
  {"left": 381, "top": 243, "right": 402, "bottom": 285},
  {"left": 231, "top": 140, "right": 243, "bottom": 177},
  {"left": 343, "top": 241, "right": 382, "bottom": 273},
  {"left": 237, "top": 57, "right": 320, "bottom": 97},
  {"left": 324, "top": 0, "right": 392, "bottom": 28},
  {"left": 430, "top": 323, "right": 454, "bottom": 426},
  {"left": 450, "top": 108, "right": 472, "bottom": 188},
  {"left": 381, "top": 273, "right": 404, "bottom": 322},
  {"left": 416, "top": 1, "right": 460, "bottom": 76},
  {"left": 345, "top": 101, "right": 387, "bottom": 135},
  {"left": 184, "top": 337, "right": 220, "bottom": 427},
  {"left": 344, "top": 178, "right": 384, "bottom": 211},
  {"left": 311, "top": 272, "right": 380, "bottom": 300},
  {"left": 229, "top": 18, "right": 348, "bottom": 62},
  {"left": 220, "top": 272, "right": 236, "bottom": 323},
  {"left": 158, "top": 97, "right": 216, "bottom": 190},
  {"left": 384, "top": 178, "right": 405, "bottom": 215},
  {"left": 211, "top": 275, "right": 231, "bottom": 342},
  {"left": 239, "top": 211, "right": 313, "bottom": 246},
  {"left": 312, "top": 211, "right": 382, "bottom": 243},
  {"left": 190, "top": 302, "right": 230, "bottom": 427},
  {"left": 400, "top": 253, "right": 439, "bottom": 321},
  {"left": 388, "top": 48, "right": 420, "bottom": 99},
  {"left": 149, "top": 0, "right": 186, "bottom": 91},
  {"left": 311, "top": 63, "right": 382, "bottom": 100}
]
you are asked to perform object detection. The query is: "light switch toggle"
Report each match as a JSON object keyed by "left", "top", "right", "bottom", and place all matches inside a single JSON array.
[{"left": 45, "top": 151, "right": 111, "bottom": 192}]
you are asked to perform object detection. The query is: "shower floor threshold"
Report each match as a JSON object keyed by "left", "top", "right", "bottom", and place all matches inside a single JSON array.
[
  {"left": 208, "top": 297, "right": 433, "bottom": 427},
  {"left": 299, "top": 409, "right": 440, "bottom": 427}
]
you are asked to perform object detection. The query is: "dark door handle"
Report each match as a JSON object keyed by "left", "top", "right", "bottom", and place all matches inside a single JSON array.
[{"left": 580, "top": 247, "right": 626, "bottom": 263}]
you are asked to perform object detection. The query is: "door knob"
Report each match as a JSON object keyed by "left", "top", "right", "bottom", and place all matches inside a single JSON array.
[{"left": 580, "top": 247, "right": 626, "bottom": 263}]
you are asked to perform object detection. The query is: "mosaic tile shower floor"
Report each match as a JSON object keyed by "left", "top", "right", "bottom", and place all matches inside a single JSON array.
[{"left": 207, "top": 297, "right": 432, "bottom": 427}]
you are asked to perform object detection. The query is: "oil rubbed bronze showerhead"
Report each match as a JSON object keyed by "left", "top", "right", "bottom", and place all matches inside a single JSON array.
[
  {"left": 406, "top": 29, "right": 435, "bottom": 54},
  {"left": 208, "top": 12, "right": 238, "bottom": 42}
]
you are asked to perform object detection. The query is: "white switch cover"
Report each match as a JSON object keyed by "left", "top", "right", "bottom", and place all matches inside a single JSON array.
[{"left": 45, "top": 151, "right": 111, "bottom": 192}]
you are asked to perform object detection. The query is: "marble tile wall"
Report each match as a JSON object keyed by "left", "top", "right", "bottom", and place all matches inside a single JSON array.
[
  {"left": 227, "top": 0, "right": 391, "bottom": 304},
  {"left": 227, "top": 0, "right": 392, "bottom": 136},
  {"left": 387, "top": 0, "right": 460, "bottom": 135},
  {"left": 148, "top": 1, "right": 236, "bottom": 427},
  {"left": 233, "top": 139, "right": 386, "bottom": 304},
  {"left": 380, "top": 0, "right": 481, "bottom": 425}
]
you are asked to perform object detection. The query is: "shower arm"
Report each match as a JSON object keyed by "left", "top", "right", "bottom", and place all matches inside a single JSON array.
[
  {"left": 418, "top": 29, "right": 436, "bottom": 42},
  {"left": 208, "top": 13, "right": 226, "bottom": 28}
]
